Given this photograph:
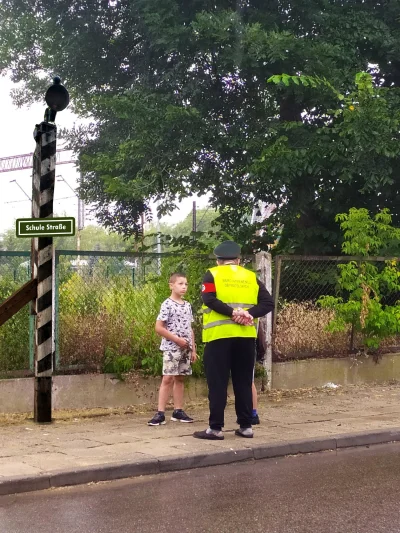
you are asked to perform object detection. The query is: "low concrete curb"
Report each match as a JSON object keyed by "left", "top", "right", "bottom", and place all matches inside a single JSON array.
[{"left": 1, "top": 428, "right": 400, "bottom": 497}]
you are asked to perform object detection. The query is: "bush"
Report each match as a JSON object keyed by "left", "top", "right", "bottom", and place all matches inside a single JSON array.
[{"left": 318, "top": 208, "right": 400, "bottom": 352}]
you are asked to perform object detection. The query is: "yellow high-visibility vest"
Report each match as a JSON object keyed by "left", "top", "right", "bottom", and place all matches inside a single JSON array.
[{"left": 202, "top": 265, "right": 259, "bottom": 342}]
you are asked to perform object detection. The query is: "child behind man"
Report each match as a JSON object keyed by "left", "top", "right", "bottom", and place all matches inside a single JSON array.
[{"left": 148, "top": 272, "right": 197, "bottom": 426}]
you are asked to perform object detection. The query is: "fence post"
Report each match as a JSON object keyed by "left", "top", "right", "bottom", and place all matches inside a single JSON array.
[
  {"left": 29, "top": 250, "right": 35, "bottom": 373},
  {"left": 32, "top": 121, "right": 57, "bottom": 423},
  {"left": 272, "top": 256, "right": 282, "bottom": 336},
  {"left": 54, "top": 250, "right": 60, "bottom": 369},
  {"left": 29, "top": 314, "right": 35, "bottom": 372},
  {"left": 256, "top": 252, "right": 273, "bottom": 391}
]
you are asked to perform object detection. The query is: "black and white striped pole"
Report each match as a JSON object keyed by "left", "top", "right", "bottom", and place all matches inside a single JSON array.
[{"left": 32, "top": 77, "right": 69, "bottom": 423}]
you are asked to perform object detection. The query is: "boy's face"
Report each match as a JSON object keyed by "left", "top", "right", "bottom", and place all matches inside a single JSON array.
[{"left": 170, "top": 277, "right": 188, "bottom": 296}]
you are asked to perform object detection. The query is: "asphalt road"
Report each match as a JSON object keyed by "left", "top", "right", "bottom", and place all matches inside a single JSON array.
[{"left": 1, "top": 443, "right": 400, "bottom": 533}]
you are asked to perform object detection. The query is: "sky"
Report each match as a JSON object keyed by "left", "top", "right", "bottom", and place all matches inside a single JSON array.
[{"left": 0, "top": 76, "right": 208, "bottom": 236}]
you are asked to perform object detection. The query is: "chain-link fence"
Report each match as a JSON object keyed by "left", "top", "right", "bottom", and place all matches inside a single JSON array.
[
  {"left": 9, "top": 250, "right": 398, "bottom": 372},
  {"left": 272, "top": 255, "right": 400, "bottom": 361},
  {"left": 0, "top": 251, "right": 34, "bottom": 376},
  {"left": 54, "top": 250, "right": 225, "bottom": 376},
  {"left": 0, "top": 250, "right": 258, "bottom": 376}
]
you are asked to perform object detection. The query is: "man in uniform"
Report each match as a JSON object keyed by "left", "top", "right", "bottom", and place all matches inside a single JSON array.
[{"left": 193, "top": 241, "right": 274, "bottom": 440}]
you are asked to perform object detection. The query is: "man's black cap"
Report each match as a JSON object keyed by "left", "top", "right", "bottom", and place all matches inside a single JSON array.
[{"left": 213, "top": 240, "right": 241, "bottom": 259}]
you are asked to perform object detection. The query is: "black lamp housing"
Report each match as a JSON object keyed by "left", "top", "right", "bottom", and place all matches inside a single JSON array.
[{"left": 44, "top": 77, "right": 70, "bottom": 123}]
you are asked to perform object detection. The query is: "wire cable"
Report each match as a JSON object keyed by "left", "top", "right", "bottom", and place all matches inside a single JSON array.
[
  {"left": 5, "top": 195, "right": 76, "bottom": 204},
  {"left": 196, "top": 204, "right": 212, "bottom": 231}
]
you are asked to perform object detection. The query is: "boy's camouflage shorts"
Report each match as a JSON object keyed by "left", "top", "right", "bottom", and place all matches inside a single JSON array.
[{"left": 162, "top": 349, "right": 192, "bottom": 376}]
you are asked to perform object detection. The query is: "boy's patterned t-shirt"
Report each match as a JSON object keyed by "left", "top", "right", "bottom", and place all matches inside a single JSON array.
[{"left": 157, "top": 298, "right": 193, "bottom": 351}]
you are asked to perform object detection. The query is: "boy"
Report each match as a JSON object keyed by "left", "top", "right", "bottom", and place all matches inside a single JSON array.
[{"left": 148, "top": 272, "right": 197, "bottom": 426}]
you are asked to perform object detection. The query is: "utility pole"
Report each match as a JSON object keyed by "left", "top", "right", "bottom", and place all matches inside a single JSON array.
[
  {"left": 57, "top": 173, "right": 85, "bottom": 251},
  {"left": 77, "top": 198, "right": 85, "bottom": 252},
  {"left": 32, "top": 77, "right": 69, "bottom": 423},
  {"left": 192, "top": 201, "right": 197, "bottom": 233}
]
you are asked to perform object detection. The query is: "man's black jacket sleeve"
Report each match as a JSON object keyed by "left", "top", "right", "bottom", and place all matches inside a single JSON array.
[{"left": 201, "top": 270, "right": 274, "bottom": 318}]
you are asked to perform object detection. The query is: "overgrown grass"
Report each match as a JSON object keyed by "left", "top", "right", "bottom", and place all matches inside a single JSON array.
[
  {"left": 57, "top": 253, "right": 212, "bottom": 377},
  {"left": 0, "top": 276, "right": 30, "bottom": 374},
  {"left": 274, "top": 301, "right": 351, "bottom": 360},
  {"left": 8, "top": 254, "right": 400, "bottom": 377},
  {"left": 273, "top": 300, "right": 400, "bottom": 360},
  {"left": 59, "top": 276, "right": 160, "bottom": 373}
]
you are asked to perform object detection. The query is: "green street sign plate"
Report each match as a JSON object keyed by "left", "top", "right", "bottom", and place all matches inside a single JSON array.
[{"left": 16, "top": 217, "right": 76, "bottom": 238}]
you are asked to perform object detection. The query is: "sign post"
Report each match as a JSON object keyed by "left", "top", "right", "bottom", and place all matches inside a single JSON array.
[
  {"left": 30, "top": 77, "right": 69, "bottom": 423},
  {"left": 32, "top": 122, "right": 57, "bottom": 422}
]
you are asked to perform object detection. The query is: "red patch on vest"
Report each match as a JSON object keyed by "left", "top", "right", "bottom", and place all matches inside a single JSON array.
[{"left": 202, "top": 282, "right": 216, "bottom": 293}]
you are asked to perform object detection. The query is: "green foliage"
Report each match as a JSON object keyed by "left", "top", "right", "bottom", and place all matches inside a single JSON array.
[
  {"left": 78, "top": 226, "right": 130, "bottom": 251},
  {"left": 103, "top": 350, "right": 135, "bottom": 378},
  {"left": 59, "top": 274, "right": 160, "bottom": 372},
  {"left": 318, "top": 209, "right": 400, "bottom": 351},
  {"left": 261, "top": 72, "right": 400, "bottom": 254},
  {"left": 144, "top": 208, "right": 222, "bottom": 253},
  {"left": 56, "top": 251, "right": 214, "bottom": 376},
  {"left": 2, "top": 1, "right": 400, "bottom": 252},
  {"left": 254, "top": 362, "right": 266, "bottom": 379},
  {"left": 336, "top": 208, "right": 400, "bottom": 257},
  {"left": 60, "top": 274, "right": 103, "bottom": 316},
  {"left": 141, "top": 353, "right": 163, "bottom": 377},
  {"left": 0, "top": 275, "right": 30, "bottom": 374}
]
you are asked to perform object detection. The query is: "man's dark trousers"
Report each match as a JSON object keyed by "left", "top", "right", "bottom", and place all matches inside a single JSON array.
[{"left": 203, "top": 337, "right": 255, "bottom": 430}]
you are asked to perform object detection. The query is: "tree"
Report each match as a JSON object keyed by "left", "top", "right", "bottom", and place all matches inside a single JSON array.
[
  {"left": 144, "top": 208, "right": 221, "bottom": 253},
  {"left": 263, "top": 71, "right": 400, "bottom": 253},
  {"left": 1, "top": 1, "right": 400, "bottom": 251},
  {"left": 146, "top": 208, "right": 218, "bottom": 239},
  {"left": 78, "top": 225, "right": 129, "bottom": 251},
  {"left": 319, "top": 208, "right": 400, "bottom": 352}
]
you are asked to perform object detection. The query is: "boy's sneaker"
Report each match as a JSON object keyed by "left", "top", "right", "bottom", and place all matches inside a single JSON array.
[
  {"left": 148, "top": 412, "right": 166, "bottom": 426},
  {"left": 171, "top": 409, "right": 194, "bottom": 423}
]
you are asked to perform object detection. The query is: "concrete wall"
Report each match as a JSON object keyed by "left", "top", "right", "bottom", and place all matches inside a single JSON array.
[
  {"left": 1, "top": 353, "right": 400, "bottom": 414},
  {"left": 0, "top": 374, "right": 214, "bottom": 414},
  {"left": 272, "top": 353, "right": 400, "bottom": 389}
]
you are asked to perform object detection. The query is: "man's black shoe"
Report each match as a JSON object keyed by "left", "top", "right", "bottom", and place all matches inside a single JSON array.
[{"left": 193, "top": 429, "right": 224, "bottom": 440}]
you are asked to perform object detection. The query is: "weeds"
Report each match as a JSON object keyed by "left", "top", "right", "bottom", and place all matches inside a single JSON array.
[{"left": 274, "top": 301, "right": 351, "bottom": 360}]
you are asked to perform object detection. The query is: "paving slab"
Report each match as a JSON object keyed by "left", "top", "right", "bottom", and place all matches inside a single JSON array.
[{"left": 1, "top": 382, "right": 400, "bottom": 495}]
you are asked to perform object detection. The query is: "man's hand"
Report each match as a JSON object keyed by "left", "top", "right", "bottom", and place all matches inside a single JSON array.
[
  {"left": 191, "top": 351, "right": 198, "bottom": 363},
  {"left": 175, "top": 337, "right": 190, "bottom": 349},
  {"left": 232, "top": 308, "right": 254, "bottom": 326}
]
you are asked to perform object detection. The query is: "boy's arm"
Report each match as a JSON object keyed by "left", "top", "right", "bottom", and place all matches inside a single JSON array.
[{"left": 155, "top": 320, "right": 189, "bottom": 349}]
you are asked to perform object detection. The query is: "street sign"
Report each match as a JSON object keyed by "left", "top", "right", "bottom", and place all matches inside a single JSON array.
[{"left": 16, "top": 217, "right": 75, "bottom": 237}]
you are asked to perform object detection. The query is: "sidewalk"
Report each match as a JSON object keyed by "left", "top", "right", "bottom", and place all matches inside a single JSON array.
[{"left": 1, "top": 382, "right": 400, "bottom": 496}]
